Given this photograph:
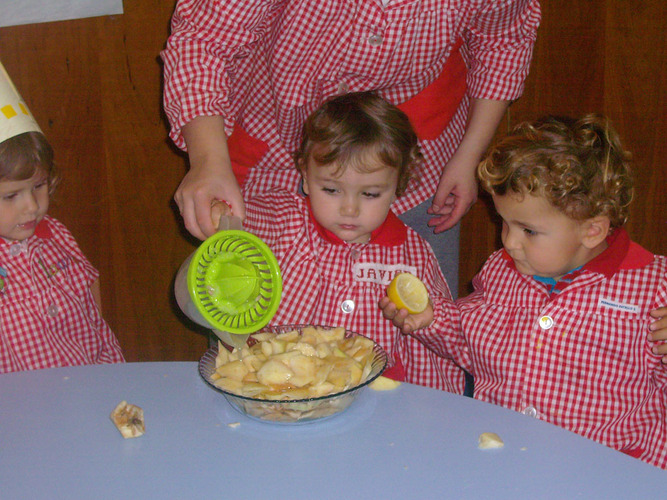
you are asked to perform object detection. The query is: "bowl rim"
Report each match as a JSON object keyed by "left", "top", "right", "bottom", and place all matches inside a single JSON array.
[{"left": 198, "top": 324, "right": 388, "bottom": 404}]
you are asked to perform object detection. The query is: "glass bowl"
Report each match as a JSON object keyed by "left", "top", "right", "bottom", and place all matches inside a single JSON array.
[{"left": 198, "top": 325, "right": 388, "bottom": 424}]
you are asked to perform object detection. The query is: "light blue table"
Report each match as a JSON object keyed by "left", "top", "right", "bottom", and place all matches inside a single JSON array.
[{"left": 0, "top": 362, "right": 664, "bottom": 499}]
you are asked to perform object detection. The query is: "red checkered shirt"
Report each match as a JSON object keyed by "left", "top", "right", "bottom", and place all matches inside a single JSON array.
[
  {"left": 420, "top": 229, "right": 667, "bottom": 469},
  {"left": 243, "top": 189, "right": 465, "bottom": 393},
  {"left": 0, "top": 216, "right": 124, "bottom": 373},
  {"left": 162, "top": 0, "right": 540, "bottom": 213}
]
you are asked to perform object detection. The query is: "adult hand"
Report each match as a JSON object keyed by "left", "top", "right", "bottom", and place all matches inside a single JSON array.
[
  {"left": 175, "top": 116, "right": 245, "bottom": 240},
  {"left": 427, "top": 154, "right": 479, "bottom": 233},
  {"left": 649, "top": 306, "right": 667, "bottom": 363},
  {"left": 175, "top": 163, "right": 244, "bottom": 240},
  {"left": 426, "top": 98, "right": 510, "bottom": 233}
]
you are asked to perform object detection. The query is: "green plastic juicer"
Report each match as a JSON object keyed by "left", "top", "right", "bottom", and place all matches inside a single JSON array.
[{"left": 174, "top": 216, "right": 282, "bottom": 349}]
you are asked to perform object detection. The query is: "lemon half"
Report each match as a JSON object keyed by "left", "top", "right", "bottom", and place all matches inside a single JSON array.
[{"left": 386, "top": 273, "right": 429, "bottom": 314}]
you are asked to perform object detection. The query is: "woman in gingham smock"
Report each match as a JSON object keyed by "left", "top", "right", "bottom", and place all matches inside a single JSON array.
[
  {"left": 0, "top": 216, "right": 124, "bottom": 372},
  {"left": 161, "top": 0, "right": 541, "bottom": 252},
  {"left": 243, "top": 188, "right": 464, "bottom": 394}
]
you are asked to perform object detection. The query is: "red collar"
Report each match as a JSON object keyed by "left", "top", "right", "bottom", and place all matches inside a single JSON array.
[
  {"left": 306, "top": 198, "right": 407, "bottom": 247},
  {"left": 586, "top": 227, "right": 654, "bottom": 276},
  {"left": 501, "top": 227, "right": 654, "bottom": 277},
  {"left": 0, "top": 217, "right": 53, "bottom": 246},
  {"left": 582, "top": 227, "right": 628, "bottom": 277},
  {"left": 35, "top": 218, "right": 54, "bottom": 239}
]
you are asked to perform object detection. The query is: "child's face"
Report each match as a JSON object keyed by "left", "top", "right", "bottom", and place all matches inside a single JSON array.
[
  {"left": 493, "top": 192, "right": 599, "bottom": 281},
  {"left": 302, "top": 158, "right": 398, "bottom": 244},
  {"left": 0, "top": 170, "right": 50, "bottom": 242}
]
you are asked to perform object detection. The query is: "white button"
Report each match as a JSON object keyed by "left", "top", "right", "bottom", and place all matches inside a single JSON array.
[
  {"left": 341, "top": 299, "right": 355, "bottom": 314},
  {"left": 47, "top": 303, "right": 59, "bottom": 317},
  {"left": 538, "top": 315, "right": 554, "bottom": 330},
  {"left": 368, "top": 34, "right": 383, "bottom": 46},
  {"left": 337, "top": 82, "right": 349, "bottom": 94},
  {"left": 9, "top": 244, "right": 23, "bottom": 256},
  {"left": 350, "top": 249, "right": 361, "bottom": 260},
  {"left": 522, "top": 406, "right": 537, "bottom": 418}
]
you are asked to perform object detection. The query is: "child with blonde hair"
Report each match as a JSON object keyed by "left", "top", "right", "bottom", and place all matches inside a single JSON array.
[
  {"left": 382, "top": 114, "right": 667, "bottom": 468},
  {"left": 0, "top": 62, "right": 124, "bottom": 372}
]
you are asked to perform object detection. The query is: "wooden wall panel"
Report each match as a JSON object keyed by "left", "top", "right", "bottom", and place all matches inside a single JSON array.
[
  {"left": 605, "top": 1, "right": 667, "bottom": 256},
  {"left": 0, "top": 0, "right": 664, "bottom": 362}
]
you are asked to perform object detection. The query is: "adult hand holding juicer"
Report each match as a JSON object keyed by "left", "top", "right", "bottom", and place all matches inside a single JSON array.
[{"left": 174, "top": 205, "right": 282, "bottom": 349}]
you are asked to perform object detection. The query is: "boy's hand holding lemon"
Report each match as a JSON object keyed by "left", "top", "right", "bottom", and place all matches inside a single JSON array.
[{"left": 380, "top": 273, "right": 433, "bottom": 334}]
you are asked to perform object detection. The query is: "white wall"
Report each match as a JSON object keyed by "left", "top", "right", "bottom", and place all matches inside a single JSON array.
[{"left": 1, "top": 0, "right": 123, "bottom": 28}]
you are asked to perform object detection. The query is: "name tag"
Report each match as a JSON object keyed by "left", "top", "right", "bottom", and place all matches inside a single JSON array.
[
  {"left": 353, "top": 263, "right": 417, "bottom": 286},
  {"left": 598, "top": 298, "right": 640, "bottom": 313}
]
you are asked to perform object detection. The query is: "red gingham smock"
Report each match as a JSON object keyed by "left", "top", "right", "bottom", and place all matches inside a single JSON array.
[
  {"left": 419, "top": 229, "right": 667, "bottom": 469},
  {"left": 243, "top": 189, "right": 465, "bottom": 393},
  {"left": 0, "top": 216, "right": 124, "bottom": 373},
  {"left": 161, "top": 0, "right": 541, "bottom": 213}
]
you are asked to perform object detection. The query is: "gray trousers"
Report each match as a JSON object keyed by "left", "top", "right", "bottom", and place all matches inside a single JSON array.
[{"left": 398, "top": 197, "right": 460, "bottom": 299}]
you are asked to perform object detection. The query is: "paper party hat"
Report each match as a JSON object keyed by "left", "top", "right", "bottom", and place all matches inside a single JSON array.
[{"left": 0, "top": 61, "right": 41, "bottom": 143}]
